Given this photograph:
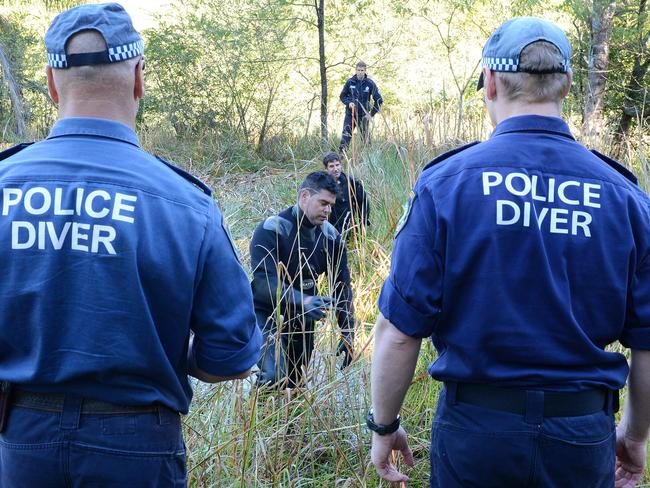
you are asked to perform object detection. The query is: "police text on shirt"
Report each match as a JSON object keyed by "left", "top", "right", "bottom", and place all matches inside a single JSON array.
[
  {"left": 2, "top": 186, "right": 137, "bottom": 255},
  {"left": 482, "top": 172, "right": 600, "bottom": 237}
]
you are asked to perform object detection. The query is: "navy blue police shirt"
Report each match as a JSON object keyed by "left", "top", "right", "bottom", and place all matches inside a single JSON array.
[
  {"left": 340, "top": 75, "right": 383, "bottom": 117},
  {"left": 0, "top": 118, "right": 262, "bottom": 413},
  {"left": 378, "top": 115, "right": 650, "bottom": 392}
]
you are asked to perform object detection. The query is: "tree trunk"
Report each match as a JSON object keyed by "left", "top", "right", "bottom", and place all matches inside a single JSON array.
[
  {"left": 316, "top": 0, "right": 328, "bottom": 145},
  {"left": 614, "top": 0, "right": 649, "bottom": 145},
  {"left": 0, "top": 40, "right": 26, "bottom": 137},
  {"left": 583, "top": 0, "right": 617, "bottom": 141}
]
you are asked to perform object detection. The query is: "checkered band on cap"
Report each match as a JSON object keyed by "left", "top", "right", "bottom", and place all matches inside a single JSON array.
[
  {"left": 47, "top": 53, "right": 67, "bottom": 69},
  {"left": 108, "top": 40, "right": 144, "bottom": 62},
  {"left": 482, "top": 57, "right": 518, "bottom": 72}
]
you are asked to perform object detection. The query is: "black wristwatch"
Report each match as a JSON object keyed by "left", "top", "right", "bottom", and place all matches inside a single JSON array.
[{"left": 366, "top": 408, "right": 400, "bottom": 435}]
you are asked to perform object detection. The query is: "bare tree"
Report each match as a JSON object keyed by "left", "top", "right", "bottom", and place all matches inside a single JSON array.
[
  {"left": 583, "top": 0, "right": 617, "bottom": 140},
  {"left": 0, "top": 36, "right": 26, "bottom": 137},
  {"left": 614, "top": 0, "right": 650, "bottom": 144}
]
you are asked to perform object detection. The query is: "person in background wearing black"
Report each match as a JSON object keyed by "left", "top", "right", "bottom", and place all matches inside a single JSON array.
[
  {"left": 250, "top": 171, "right": 356, "bottom": 389},
  {"left": 323, "top": 152, "right": 369, "bottom": 238}
]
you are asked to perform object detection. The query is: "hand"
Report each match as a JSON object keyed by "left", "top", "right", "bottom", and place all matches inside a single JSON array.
[
  {"left": 363, "top": 113, "right": 371, "bottom": 120},
  {"left": 303, "top": 295, "right": 332, "bottom": 321},
  {"left": 349, "top": 102, "right": 355, "bottom": 110},
  {"left": 337, "top": 336, "right": 354, "bottom": 369},
  {"left": 371, "top": 427, "right": 415, "bottom": 482},
  {"left": 615, "top": 429, "right": 647, "bottom": 488}
]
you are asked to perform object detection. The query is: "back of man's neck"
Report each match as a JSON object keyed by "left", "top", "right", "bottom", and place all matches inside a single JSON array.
[
  {"left": 58, "top": 102, "right": 136, "bottom": 129},
  {"left": 494, "top": 102, "right": 562, "bottom": 125}
]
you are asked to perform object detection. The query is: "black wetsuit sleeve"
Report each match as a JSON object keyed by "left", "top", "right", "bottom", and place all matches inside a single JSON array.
[
  {"left": 330, "top": 239, "right": 355, "bottom": 338},
  {"left": 250, "top": 222, "right": 302, "bottom": 311},
  {"left": 250, "top": 223, "right": 280, "bottom": 310},
  {"left": 353, "top": 179, "right": 370, "bottom": 226},
  {"left": 370, "top": 81, "right": 383, "bottom": 116},
  {"left": 340, "top": 79, "right": 353, "bottom": 107}
]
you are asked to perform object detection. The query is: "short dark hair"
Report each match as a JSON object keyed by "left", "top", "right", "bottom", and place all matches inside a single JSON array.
[
  {"left": 322, "top": 152, "right": 340, "bottom": 167},
  {"left": 300, "top": 171, "right": 337, "bottom": 195},
  {"left": 356, "top": 60, "right": 367, "bottom": 69}
]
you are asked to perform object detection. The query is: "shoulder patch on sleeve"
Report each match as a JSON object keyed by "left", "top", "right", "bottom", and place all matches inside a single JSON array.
[
  {"left": 263, "top": 215, "right": 293, "bottom": 237},
  {"left": 423, "top": 141, "right": 480, "bottom": 172},
  {"left": 222, "top": 219, "right": 242, "bottom": 263},
  {"left": 320, "top": 220, "right": 340, "bottom": 240},
  {"left": 395, "top": 190, "right": 416, "bottom": 237},
  {"left": 0, "top": 142, "right": 34, "bottom": 162},
  {"left": 155, "top": 155, "right": 212, "bottom": 196},
  {"left": 590, "top": 149, "right": 638, "bottom": 185}
]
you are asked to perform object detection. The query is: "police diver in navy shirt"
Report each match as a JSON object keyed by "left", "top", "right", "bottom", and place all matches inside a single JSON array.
[
  {"left": 0, "top": 4, "right": 261, "bottom": 486},
  {"left": 339, "top": 61, "right": 383, "bottom": 153},
  {"left": 369, "top": 17, "right": 650, "bottom": 488}
]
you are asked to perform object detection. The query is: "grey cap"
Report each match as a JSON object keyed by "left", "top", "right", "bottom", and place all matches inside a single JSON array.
[
  {"left": 477, "top": 17, "right": 571, "bottom": 90},
  {"left": 45, "top": 3, "right": 143, "bottom": 69}
]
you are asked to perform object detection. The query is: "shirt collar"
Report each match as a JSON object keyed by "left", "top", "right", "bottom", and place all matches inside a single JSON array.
[
  {"left": 292, "top": 204, "right": 316, "bottom": 229},
  {"left": 47, "top": 118, "right": 140, "bottom": 147},
  {"left": 490, "top": 115, "right": 575, "bottom": 141}
]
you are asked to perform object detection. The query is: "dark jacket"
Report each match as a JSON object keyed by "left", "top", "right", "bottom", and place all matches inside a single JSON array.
[
  {"left": 340, "top": 75, "right": 383, "bottom": 118},
  {"left": 250, "top": 205, "right": 354, "bottom": 331},
  {"left": 330, "top": 172, "right": 370, "bottom": 234}
]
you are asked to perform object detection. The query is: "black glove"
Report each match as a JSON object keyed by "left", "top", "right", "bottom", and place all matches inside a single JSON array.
[
  {"left": 303, "top": 296, "right": 333, "bottom": 321},
  {"left": 337, "top": 336, "right": 354, "bottom": 369}
]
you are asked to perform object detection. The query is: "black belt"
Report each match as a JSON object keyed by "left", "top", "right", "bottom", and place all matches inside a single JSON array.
[
  {"left": 12, "top": 390, "right": 160, "bottom": 415},
  {"left": 450, "top": 383, "right": 615, "bottom": 417}
]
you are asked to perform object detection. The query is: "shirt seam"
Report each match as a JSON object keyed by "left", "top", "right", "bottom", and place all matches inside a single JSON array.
[
  {"left": 0, "top": 176, "right": 210, "bottom": 215},
  {"left": 426, "top": 162, "right": 639, "bottom": 194}
]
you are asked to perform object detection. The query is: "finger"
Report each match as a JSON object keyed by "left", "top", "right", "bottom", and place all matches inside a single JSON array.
[
  {"left": 376, "top": 462, "right": 408, "bottom": 483},
  {"left": 401, "top": 445, "right": 415, "bottom": 467}
]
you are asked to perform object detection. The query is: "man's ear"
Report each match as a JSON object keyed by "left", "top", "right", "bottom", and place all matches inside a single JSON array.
[
  {"left": 134, "top": 58, "right": 144, "bottom": 100},
  {"left": 46, "top": 65, "right": 59, "bottom": 104},
  {"left": 484, "top": 68, "right": 497, "bottom": 101},
  {"left": 563, "top": 69, "right": 573, "bottom": 99}
]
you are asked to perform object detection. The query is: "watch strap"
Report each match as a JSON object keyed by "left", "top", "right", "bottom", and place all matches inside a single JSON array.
[{"left": 366, "top": 408, "right": 400, "bottom": 435}]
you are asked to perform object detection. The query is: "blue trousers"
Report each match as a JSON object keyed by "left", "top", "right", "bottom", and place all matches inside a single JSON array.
[
  {"left": 430, "top": 386, "right": 616, "bottom": 488},
  {"left": 339, "top": 111, "right": 369, "bottom": 152},
  {"left": 0, "top": 399, "right": 186, "bottom": 487}
]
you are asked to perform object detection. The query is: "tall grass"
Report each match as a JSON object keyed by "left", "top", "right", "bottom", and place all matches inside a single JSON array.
[
  {"left": 4, "top": 102, "right": 647, "bottom": 485},
  {"left": 138, "top": 106, "right": 650, "bottom": 487}
]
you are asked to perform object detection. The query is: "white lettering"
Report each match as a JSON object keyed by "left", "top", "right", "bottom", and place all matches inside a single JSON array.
[
  {"left": 523, "top": 201, "right": 531, "bottom": 227},
  {"left": 92, "top": 225, "right": 116, "bottom": 254},
  {"left": 46, "top": 221, "right": 71, "bottom": 249},
  {"left": 12, "top": 221, "right": 35, "bottom": 249},
  {"left": 505, "top": 173, "right": 531, "bottom": 196},
  {"left": 482, "top": 172, "right": 502, "bottom": 195},
  {"left": 84, "top": 190, "right": 111, "bottom": 219},
  {"left": 112, "top": 193, "right": 137, "bottom": 223},
  {"left": 557, "top": 181, "right": 580, "bottom": 205},
  {"left": 24, "top": 187, "right": 51, "bottom": 215},
  {"left": 3, "top": 189, "right": 22, "bottom": 216},
  {"left": 53, "top": 188, "right": 74, "bottom": 215},
  {"left": 584, "top": 183, "right": 602, "bottom": 208},
  {"left": 548, "top": 178, "right": 556, "bottom": 203},
  {"left": 572, "top": 211, "right": 592, "bottom": 237},
  {"left": 549, "top": 208, "right": 569, "bottom": 234},
  {"left": 496, "top": 200, "right": 520, "bottom": 225},
  {"left": 75, "top": 188, "right": 85, "bottom": 216},
  {"left": 531, "top": 175, "right": 546, "bottom": 201},
  {"left": 71, "top": 222, "right": 90, "bottom": 252},
  {"left": 537, "top": 207, "right": 549, "bottom": 228},
  {"left": 38, "top": 221, "right": 46, "bottom": 249}
]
